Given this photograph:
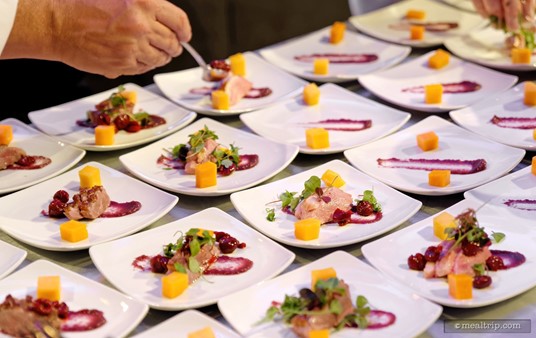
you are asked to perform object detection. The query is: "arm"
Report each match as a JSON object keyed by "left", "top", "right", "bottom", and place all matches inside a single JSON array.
[{"left": 0, "top": 0, "right": 18, "bottom": 54}]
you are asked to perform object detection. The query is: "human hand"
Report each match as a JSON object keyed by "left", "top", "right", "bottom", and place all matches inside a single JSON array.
[{"left": 472, "top": 0, "right": 535, "bottom": 31}]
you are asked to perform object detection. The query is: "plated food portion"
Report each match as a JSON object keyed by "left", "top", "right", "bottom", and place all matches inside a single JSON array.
[
  {"left": 89, "top": 208, "right": 295, "bottom": 311},
  {"left": 0, "top": 240, "right": 26, "bottom": 280},
  {"left": 349, "top": 0, "right": 485, "bottom": 47},
  {"left": 358, "top": 50, "right": 518, "bottom": 112},
  {"left": 362, "top": 199, "right": 536, "bottom": 307},
  {"left": 120, "top": 117, "right": 299, "bottom": 196},
  {"left": 218, "top": 250, "right": 442, "bottom": 337},
  {"left": 230, "top": 160, "right": 421, "bottom": 249},
  {"left": 0, "top": 161, "right": 178, "bottom": 251},
  {"left": 154, "top": 51, "right": 307, "bottom": 116},
  {"left": 27, "top": 83, "right": 196, "bottom": 151},
  {"left": 344, "top": 116, "right": 525, "bottom": 195},
  {"left": 240, "top": 83, "right": 411, "bottom": 155}
]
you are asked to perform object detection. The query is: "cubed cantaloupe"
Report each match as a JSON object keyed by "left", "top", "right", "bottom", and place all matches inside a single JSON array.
[
  {"left": 524, "top": 81, "right": 536, "bottom": 106},
  {"left": 0, "top": 125, "right": 13, "bottom": 145},
  {"left": 428, "top": 49, "right": 450, "bottom": 69},
  {"left": 511, "top": 48, "right": 531, "bottom": 64},
  {"left": 60, "top": 220, "right": 88, "bottom": 242},
  {"left": 211, "top": 90, "right": 230, "bottom": 110},
  {"left": 196, "top": 229, "right": 215, "bottom": 237},
  {"left": 321, "top": 169, "right": 345, "bottom": 188},
  {"left": 425, "top": 83, "right": 443, "bottom": 104},
  {"left": 188, "top": 326, "right": 216, "bottom": 338},
  {"left": 195, "top": 161, "right": 217, "bottom": 188},
  {"left": 330, "top": 21, "right": 346, "bottom": 44},
  {"left": 417, "top": 131, "right": 439, "bottom": 151},
  {"left": 162, "top": 271, "right": 189, "bottom": 298},
  {"left": 295, "top": 218, "right": 321, "bottom": 241},
  {"left": 447, "top": 273, "right": 473, "bottom": 300},
  {"left": 229, "top": 53, "right": 246, "bottom": 76},
  {"left": 311, "top": 267, "right": 337, "bottom": 290},
  {"left": 410, "top": 25, "right": 425, "bottom": 40},
  {"left": 303, "top": 83, "right": 320, "bottom": 106},
  {"left": 433, "top": 211, "right": 456, "bottom": 240},
  {"left": 309, "top": 329, "right": 330, "bottom": 338},
  {"left": 95, "top": 125, "right": 115, "bottom": 146},
  {"left": 79, "top": 165, "right": 102, "bottom": 189},
  {"left": 532, "top": 156, "right": 536, "bottom": 175},
  {"left": 406, "top": 9, "right": 426, "bottom": 20},
  {"left": 429, "top": 169, "right": 451, "bottom": 187},
  {"left": 314, "top": 58, "right": 329, "bottom": 75},
  {"left": 37, "top": 276, "right": 61, "bottom": 301},
  {"left": 533, "top": 128, "right": 536, "bottom": 141},
  {"left": 306, "top": 128, "right": 329, "bottom": 149},
  {"left": 119, "top": 90, "right": 137, "bottom": 104}
]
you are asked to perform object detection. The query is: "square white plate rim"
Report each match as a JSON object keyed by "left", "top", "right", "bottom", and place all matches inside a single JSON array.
[
  {"left": 440, "top": 0, "right": 476, "bottom": 12},
  {"left": 27, "top": 82, "right": 197, "bottom": 152},
  {"left": 357, "top": 50, "right": 519, "bottom": 113},
  {"left": 89, "top": 207, "right": 296, "bottom": 311},
  {"left": 240, "top": 82, "right": 412, "bottom": 155},
  {"left": 0, "top": 161, "right": 179, "bottom": 251},
  {"left": 130, "top": 309, "right": 241, "bottom": 338},
  {"left": 0, "top": 118, "right": 86, "bottom": 194},
  {"left": 343, "top": 115, "right": 526, "bottom": 196},
  {"left": 450, "top": 81, "right": 536, "bottom": 150},
  {"left": 119, "top": 117, "right": 299, "bottom": 196},
  {"left": 230, "top": 159, "right": 422, "bottom": 249},
  {"left": 0, "top": 259, "right": 149, "bottom": 337},
  {"left": 0, "top": 240, "right": 26, "bottom": 280},
  {"left": 153, "top": 51, "right": 308, "bottom": 116},
  {"left": 258, "top": 25, "right": 412, "bottom": 82},
  {"left": 349, "top": 0, "right": 486, "bottom": 48},
  {"left": 361, "top": 198, "right": 536, "bottom": 308},
  {"left": 218, "top": 250, "right": 442, "bottom": 337}
]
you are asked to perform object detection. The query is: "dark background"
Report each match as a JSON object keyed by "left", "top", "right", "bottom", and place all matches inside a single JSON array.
[{"left": 1, "top": 0, "right": 351, "bottom": 123}]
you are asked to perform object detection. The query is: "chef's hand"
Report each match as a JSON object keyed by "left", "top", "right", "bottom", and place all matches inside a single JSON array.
[{"left": 472, "top": 0, "right": 535, "bottom": 31}]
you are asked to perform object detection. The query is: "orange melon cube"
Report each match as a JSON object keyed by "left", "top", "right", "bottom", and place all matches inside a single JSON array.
[
  {"left": 95, "top": 125, "right": 115, "bottom": 146},
  {"left": 511, "top": 48, "right": 531, "bottom": 64},
  {"left": 428, "top": 49, "right": 450, "bottom": 69},
  {"left": 330, "top": 21, "right": 346, "bottom": 44},
  {"left": 433, "top": 212, "right": 456, "bottom": 240},
  {"left": 188, "top": 326, "right": 216, "bottom": 338},
  {"left": 406, "top": 9, "right": 426, "bottom": 20},
  {"left": 532, "top": 156, "right": 536, "bottom": 175},
  {"left": 211, "top": 90, "right": 230, "bottom": 110},
  {"left": 229, "top": 53, "right": 246, "bottom": 76},
  {"left": 425, "top": 83, "right": 443, "bottom": 104},
  {"left": 524, "top": 82, "right": 536, "bottom": 106},
  {"left": 79, "top": 165, "right": 102, "bottom": 189},
  {"left": 311, "top": 267, "right": 337, "bottom": 290},
  {"left": 448, "top": 273, "right": 473, "bottom": 300},
  {"left": 410, "top": 25, "right": 425, "bottom": 40},
  {"left": 321, "top": 169, "right": 345, "bottom": 188},
  {"left": 195, "top": 161, "right": 217, "bottom": 188},
  {"left": 196, "top": 229, "right": 214, "bottom": 237},
  {"left": 314, "top": 58, "right": 329, "bottom": 75},
  {"left": 303, "top": 83, "right": 320, "bottom": 106},
  {"left": 533, "top": 128, "right": 536, "bottom": 141},
  {"left": 306, "top": 128, "right": 329, "bottom": 149},
  {"left": 119, "top": 90, "right": 137, "bottom": 104},
  {"left": 60, "top": 220, "right": 88, "bottom": 242},
  {"left": 0, "top": 125, "right": 13, "bottom": 145},
  {"left": 162, "top": 271, "right": 189, "bottom": 298},
  {"left": 309, "top": 329, "right": 330, "bottom": 338},
  {"left": 294, "top": 218, "right": 321, "bottom": 241},
  {"left": 417, "top": 131, "right": 439, "bottom": 151},
  {"left": 37, "top": 276, "right": 61, "bottom": 301},
  {"left": 429, "top": 169, "right": 451, "bottom": 187}
]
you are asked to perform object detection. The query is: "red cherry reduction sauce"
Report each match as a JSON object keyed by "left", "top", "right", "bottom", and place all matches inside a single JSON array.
[
  {"left": 282, "top": 206, "right": 383, "bottom": 225},
  {"left": 491, "top": 116, "right": 536, "bottom": 129},
  {"left": 504, "top": 199, "right": 536, "bottom": 211},
  {"left": 157, "top": 154, "right": 259, "bottom": 175},
  {"left": 299, "top": 118, "right": 372, "bottom": 132},
  {"left": 377, "top": 158, "right": 487, "bottom": 175},
  {"left": 402, "top": 81, "right": 481, "bottom": 94},
  {"left": 6, "top": 155, "right": 51, "bottom": 170},
  {"left": 189, "top": 86, "right": 272, "bottom": 99},
  {"left": 294, "top": 53, "right": 378, "bottom": 64}
]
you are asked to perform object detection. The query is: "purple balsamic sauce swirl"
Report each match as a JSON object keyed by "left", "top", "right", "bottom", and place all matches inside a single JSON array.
[
  {"left": 489, "top": 250, "right": 526, "bottom": 269},
  {"left": 300, "top": 118, "right": 372, "bottom": 132},
  {"left": 189, "top": 86, "right": 272, "bottom": 99},
  {"left": 402, "top": 81, "right": 481, "bottom": 94},
  {"left": 294, "top": 53, "right": 378, "bottom": 63},
  {"left": 491, "top": 116, "right": 536, "bottom": 129},
  {"left": 504, "top": 199, "right": 536, "bottom": 211},
  {"left": 376, "top": 158, "right": 487, "bottom": 174}
]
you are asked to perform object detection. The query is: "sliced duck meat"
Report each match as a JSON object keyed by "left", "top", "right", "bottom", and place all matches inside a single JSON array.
[
  {"left": 0, "top": 145, "right": 26, "bottom": 170},
  {"left": 294, "top": 187, "right": 353, "bottom": 224},
  {"left": 63, "top": 186, "right": 111, "bottom": 220},
  {"left": 166, "top": 242, "right": 221, "bottom": 283},
  {"left": 184, "top": 138, "right": 220, "bottom": 174},
  {"left": 221, "top": 75, "right": 253, "bottom": 105}
]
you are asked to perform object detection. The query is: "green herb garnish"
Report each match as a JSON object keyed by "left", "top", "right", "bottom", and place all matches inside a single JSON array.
[{"left": 266, "top": 208, "right": 275, "bottom": 222}]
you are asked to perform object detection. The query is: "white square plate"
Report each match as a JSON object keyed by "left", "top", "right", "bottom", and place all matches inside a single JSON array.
[
  {"left": 119, "top": 117, "right": 299, "bottom": 196},
  {"left": 28, "top": 83, "right": 197, "bottom": 151},
  {"left": 441, "top": 0, "right": 476, "bottom": 12},
  {"left": 0, "top": 259, "right": 148, "bottom": 337},
  {"left": 0, "top": 240, "right": 26, "bottom": 280},
  {"left": 153, "top": 52, "right": 307, "bottom": 116},
  {"left": 230, "top": 159, "right": 422, "bottom": 249},
  {"left": 0, "top": 118, "right": 86, "bottom": 194},
  {"left": 240, "top": 83, "right": 411, "bottom": 155},
  {"left": 362, "top": 199, "right": 536, "bottom": 308},
  {"left": 349, "top": 0, "right": 485, "bottom": 48},
  {"left": 218, "top": 250, "right": 442, "bottom": 337},
  {"left": 357, "top": 50, "right": 518, "bottom": 113},
  {"left": 89, "top": 207, "right": 296, "bottom": 311},
  {"left": 258, "top": 26, "right": 411, "bottom": 83},
  {"left": 0, "top": 161, "right": 178, "bottom": 251},
  {"left": 344, "top": 116, "right": 525, "bottom": 196},
  {"left": 131, "top": 310, "right": 240, "bottom": 338},
  {"left": 450, "top": 82, "right": 536, "bottom": 150}
]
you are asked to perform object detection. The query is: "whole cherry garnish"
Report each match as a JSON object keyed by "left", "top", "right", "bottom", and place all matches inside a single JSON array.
[
  {"left": 126, "top": 120, "right": 141, "bottom": 133},
  {"left": 48, "top": 199, "right": 65, "bottom": 218},
  {"left": 15, "top": 155, "right": 35, "bottom": 166},
  {"left": 486, "top": 255, "right": 505, "bottom": 271},
  {"left": 473, "top": 275, "right": 492, "bottom": 289},
  {"left": 114, "top": 114, "right": 130, "bottom": 130},
  {"left": 214, "top": 231, "right": 230, "bottom": 241},
  {"left": 408, "top": 253, "right": 426, "bottom": 271},
  {"left": 53, "top": 190, "right": 69, "bottom": 203},
  {"left": 356, "top": 201, "right": 374, "bottom": 216},
  {"left": 96, "top": 112, "right": 111, "bottom": 125},
  {"left": 461, "top": 240, "right": 481, "bottom": 257},
  {"left": 424, "top": 245, "right": 442, "bottom": 262},
  {"left": 149, "top": 254, "right": 169, "bottom": 274},
  {"left": 219, "top": 236, "right": 240, "bottom": 254}
]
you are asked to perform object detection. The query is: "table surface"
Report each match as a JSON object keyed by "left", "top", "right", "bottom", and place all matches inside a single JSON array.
[{"left": 2, "top": 48, "right": 536, "bottom": 338}]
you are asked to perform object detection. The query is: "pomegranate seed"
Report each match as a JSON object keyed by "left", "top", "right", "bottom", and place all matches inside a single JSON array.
[
  {"left": 356, "top": 201, "right": 374, "bottom": 216},
  {"left": 486, "top": 255, "right": 505, "bottom": 271},
  {"left": 53, "top": 190, "right": 69, "bottom": 203},
  {"left": 473, "top": 275, "right": 492, "bottom": 289},
  {"left": 408, "top": 253, "right": 426, "bottom": 271}
]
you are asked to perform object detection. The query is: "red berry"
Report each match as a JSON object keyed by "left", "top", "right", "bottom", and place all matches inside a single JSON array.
[
  {"left": 408, "top": 253, "right": 426, "bottom": 271},
  {"left": 96, "top": 112, "right": 111, "bottom": 125},
  {"left": 486, "top": 255, "right": 505, "bottom": 271},
  {"left": 126, "top": 120, "right": 141, "bottom": 133},
  {"left": 15, "top": 155, "right": 35, "bottom": 166},
  {"left": 48, "top": 199, "right": 65, "bottom": 218},
  {"left": 424, "top": 245, "right": 442, "bottom": 262},
  {"left": 53, "top": 190, "right": 69, "bottom": 203},
  {"left": 218, "top": 163, "right": 236, "bottom": 176},
  {"left": 114, "top": 114, "right": 130, "bottom": 130},
  {"left": 473, "top": 275, "right": 492, "bottom": 289},
  {"left": 356, "top": 201, "right": 374, "bottom": 216},
  {"left": 461, "top": 241, "right": 481, "bottom": 257},
  {"left": 149, "top": 255, "right": 169, "bottom": 274},
  {"left": 219, "top": 236, "right": 239, "bottom": 254}
]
